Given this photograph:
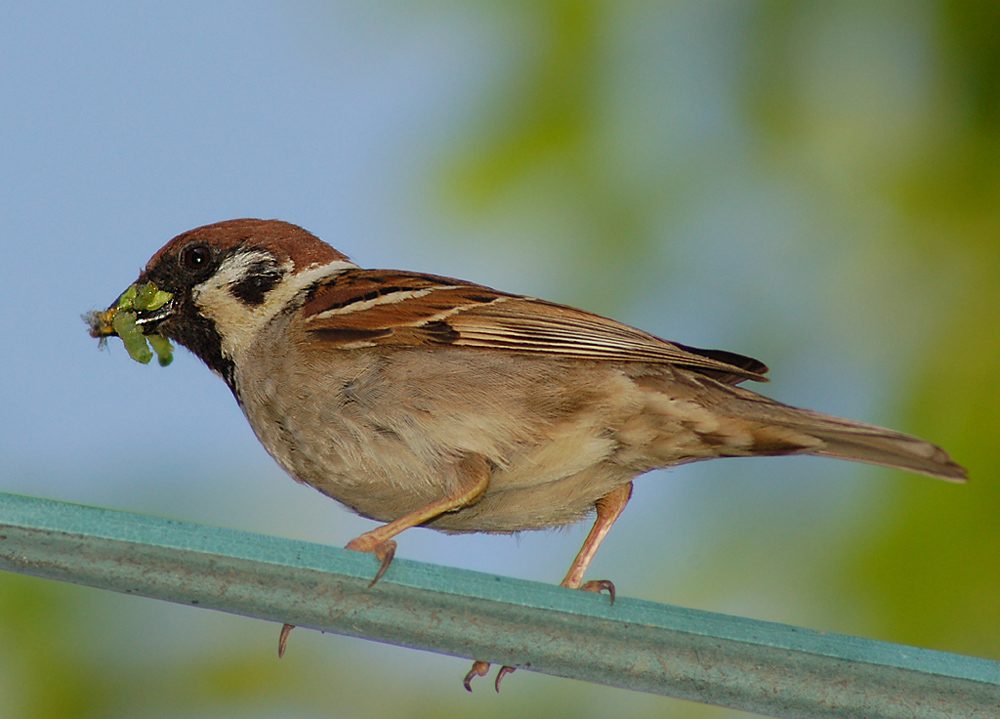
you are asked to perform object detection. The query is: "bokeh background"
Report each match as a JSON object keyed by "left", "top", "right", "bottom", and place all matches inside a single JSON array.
[{"left": 2, "top": 2, "right": 998, "bottom": 717}]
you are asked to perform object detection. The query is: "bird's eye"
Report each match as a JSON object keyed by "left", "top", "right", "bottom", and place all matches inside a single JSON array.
[{"left": 180, "top": 244, "right": 212, "bottom": 273}]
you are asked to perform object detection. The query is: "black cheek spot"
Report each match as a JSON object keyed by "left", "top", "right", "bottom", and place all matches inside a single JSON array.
[{"left": 230, "top": 263, "right": 284, "bottom": 306}]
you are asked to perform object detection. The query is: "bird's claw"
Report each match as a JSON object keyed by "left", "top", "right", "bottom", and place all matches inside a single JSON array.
[
  {"left": 463, "top": 660, "right": 490, "bottom": 692},
  {"left": 580, "top": 578, "right": 616, "bottom": 604},
  {"left": 278, "top": 623, "right": 295, "bottom": 658},
  {"left": 494, "top": 665, "right": 516, "bottom": 691},
  {"left": 463, "top": 661, "right": 516, "bottom": 692},
  {"left": 462, "top": 579, "right": 615, "bottom": 690},
  {"left": 345, "top": 536, "right": 398, "bottom": 587},
  {"left": 280, "top": 535, "right": 402, "bottom": 659}
]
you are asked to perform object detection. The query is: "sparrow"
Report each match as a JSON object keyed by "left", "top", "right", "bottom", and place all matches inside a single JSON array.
[{"left": 89, "top": 218, "right": 967, "bottom": 691}]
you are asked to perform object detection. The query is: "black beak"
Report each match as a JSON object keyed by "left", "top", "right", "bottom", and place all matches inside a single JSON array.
[
  {"left": 85, "top": 282, "right": 175, "bottom": 338},
  {"left": 133, "top": 301, "right": 174, "bottom": 331}
]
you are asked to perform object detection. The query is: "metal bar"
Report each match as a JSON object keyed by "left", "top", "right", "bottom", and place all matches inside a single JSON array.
[{"left": 0, "top": 491, "right": 997, "bottom": 717}]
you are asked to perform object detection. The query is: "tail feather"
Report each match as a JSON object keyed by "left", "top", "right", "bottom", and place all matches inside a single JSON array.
[{"left": 769, "top": 406, "right": 967, "bottom": 483}]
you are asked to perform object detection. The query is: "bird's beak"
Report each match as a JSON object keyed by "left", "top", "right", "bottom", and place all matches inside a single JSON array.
[
  {"left": 87, "top": 282, "right": 174, "bottom": 337},
  {"left": 132, "top": 298, "right": 175, "bottom": 332},
  {"left": 85, "top": 281, "right": 176, "bottom": 365}
]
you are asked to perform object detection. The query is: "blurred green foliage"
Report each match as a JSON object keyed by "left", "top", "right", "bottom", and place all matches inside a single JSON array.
[
  {"left": 4, "top": 2, "right": 998, "bottom": 717},
  {"left": 440, "top": 0, "right": 684, "bottom": 310},
  {"left": 739, "top": 1, "right": 1000, "bottom": 661},
  {"left": 444, "top": 1, "right": 598, "bottom": 207}
]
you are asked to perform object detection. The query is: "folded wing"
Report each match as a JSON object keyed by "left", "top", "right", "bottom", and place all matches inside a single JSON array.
[{"left": 302, "top": 270, "right": 768, "bottom": 384}]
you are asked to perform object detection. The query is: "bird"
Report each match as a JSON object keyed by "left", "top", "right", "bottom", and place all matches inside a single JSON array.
[{"left": 88, "top": 218, "right": 967, "bottom": 690}]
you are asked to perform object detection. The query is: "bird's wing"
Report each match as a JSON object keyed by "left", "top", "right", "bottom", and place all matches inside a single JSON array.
[{"left": 301, "top": 269, "right": 768, "bottom": 383}]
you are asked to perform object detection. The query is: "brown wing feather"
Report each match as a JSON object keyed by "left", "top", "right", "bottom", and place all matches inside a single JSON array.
[{"left": 303, "top": 269, "right": 769, "bottom": 383}]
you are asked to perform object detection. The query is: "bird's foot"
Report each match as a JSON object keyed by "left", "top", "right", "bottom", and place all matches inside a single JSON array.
[
  {"left": 280, "top": 536, "right": 401, "bottom": 658},
  {"left": 345, "top": 536, "right": 398, "bottom": 587},
  {"left": 578, "top": 578, "right": 616, "bottom": 604},
  {"left": 462, "top": 578, "right": 616, "bottom": 691},
  {"left": 463, "top": 661, "right": 516, "bottom": 693}
]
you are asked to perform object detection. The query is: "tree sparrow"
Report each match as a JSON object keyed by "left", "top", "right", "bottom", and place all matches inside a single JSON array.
[{"left": 88, "top": 218, "right": 966, "bottom": 690}]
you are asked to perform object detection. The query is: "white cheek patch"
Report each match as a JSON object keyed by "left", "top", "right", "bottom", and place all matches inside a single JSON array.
[{"left": 193, "top": 252, "right": 357, "bottom": 362}]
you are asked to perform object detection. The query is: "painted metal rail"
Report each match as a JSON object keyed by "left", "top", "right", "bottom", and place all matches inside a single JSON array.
[{"left": 1, "top": 491, "right": 997, "bottom": 717}]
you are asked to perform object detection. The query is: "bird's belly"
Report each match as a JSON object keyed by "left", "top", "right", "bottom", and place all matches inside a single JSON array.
[
  {"left": 234, "top": 346, "right": 698, "bottom": 533},
  {"left": 258, "top": 410, "right": 635, "bottom": 533}
]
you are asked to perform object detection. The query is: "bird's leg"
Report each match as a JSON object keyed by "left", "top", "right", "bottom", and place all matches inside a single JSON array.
[
  {"left": 560, "top": 481, "right": 632, "bottom": 596},
  {"left": 278, "top": 455, "right": 491, "bottom": 657},
  {"left": 465, "top": 481, "right": 634, "bottom": 692},
  {"left": 345, "top": 453, "right": 491, "bottom": 583}
]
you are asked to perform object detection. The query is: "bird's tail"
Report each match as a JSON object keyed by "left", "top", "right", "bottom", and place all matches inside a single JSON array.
[{"left": 745, "top": 402, "right": 967, "bottom": 482}]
